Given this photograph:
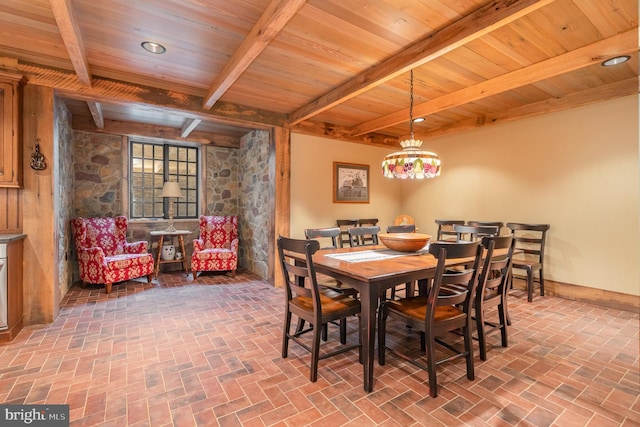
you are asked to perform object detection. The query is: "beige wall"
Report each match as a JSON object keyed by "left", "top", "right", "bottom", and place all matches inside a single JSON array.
[
  {"left": 290, "top": 134, "right": 404, "bottom": 238},
  {"left": 291, "top": 95, "right": 639, "bottom": 296}
]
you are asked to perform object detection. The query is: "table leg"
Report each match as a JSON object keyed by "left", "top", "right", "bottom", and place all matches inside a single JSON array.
[
  {"left": 178, "top": 235, "right": 188, "bottom": 274},
  {"left": 361, "top": 286, "right": 377, "bottom": 392},
  {"left": 155, "top": 235, "right": 164, "bottom": 278}
]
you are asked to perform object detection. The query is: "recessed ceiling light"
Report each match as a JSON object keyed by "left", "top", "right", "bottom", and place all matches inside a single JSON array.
[
  {"left": 602, "top": 55, "right": 630, "bottom": 66},
  {"left": 412, "top": 117, "right": 425, "bottom": 123},
  {"left": 141, "top": 41, "right": 166, "bottom": 54}
]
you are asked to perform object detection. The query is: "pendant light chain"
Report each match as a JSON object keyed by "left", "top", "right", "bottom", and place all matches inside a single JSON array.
[
  {"left": 381, "top": 69, "right": 441, "bottom": 179},
  {"left": 409, "top": 70, "right": 414, "bottom": 139}
]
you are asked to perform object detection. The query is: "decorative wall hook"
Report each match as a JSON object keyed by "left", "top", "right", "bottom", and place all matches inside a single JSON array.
[{"left": 30, "top": 140, "right": 46, "bottom": 170}]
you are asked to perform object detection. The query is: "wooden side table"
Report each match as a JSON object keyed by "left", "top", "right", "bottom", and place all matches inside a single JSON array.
[{"left": 150, "top": 230, "right": 191, "bottom": 278}]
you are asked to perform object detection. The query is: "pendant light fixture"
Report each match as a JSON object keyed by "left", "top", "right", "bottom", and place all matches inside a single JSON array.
[{"left": 382, "top": 70, "right": 441, "bottom": 179}]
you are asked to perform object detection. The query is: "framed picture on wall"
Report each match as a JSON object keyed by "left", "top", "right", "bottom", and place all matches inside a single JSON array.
[{"left": 333, "top": 162, "right": 370, "bottom": 203}]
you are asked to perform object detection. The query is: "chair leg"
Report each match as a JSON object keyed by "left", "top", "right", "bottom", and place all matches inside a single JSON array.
[
  {"left": 228, "top": 270, "right": 236, "bottom": 278},
  {"left": 358, "top": 314, "right": 363, "bottom": 364},
  {"left": 406, "top": 281, "right": 415, "bottom": 297},
  {"left": 498, "top": 302, "right": 508, "bottom": 348},
  {"left": 539, "top": 268, "right": 545, "bottom": 296},
  {"left": 282, "top": 311, "right": 292, "bottom": 358},
  {"left": 505, "top": 273, "right": 512, "bottom": 326},
  {"left": 192, "top": 270, "right": 198, "bottom": 280},
  {"left": 426, "top": 329, "right": 438, "bottom": 398},
  {"left": 526, "top": 268, "right": 534, "bottom": 302},
  {"left": 476, "top": 307, "right": 487, "bottom": 361},
  {"left": 322, "top": 324, "right": 328, "bottom": 341},
  {"left": 147, "top": 273, "right": 153, "bottom": 283},
  {"left": 464, "top": 319, "right": 475, "bottom": 381},
  {"left": 377, "top": 307, "right": 387, "bottom": 365},
  {"left": 105, "top": 282, "right": 113, "bottom": 294},
  {"left": 339, "top": 319, "right": 347, "bottom": 345},
  {"left": 310, "top": 321, "right": 322, "bottom": 382}
]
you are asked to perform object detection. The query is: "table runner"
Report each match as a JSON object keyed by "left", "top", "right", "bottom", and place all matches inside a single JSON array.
[{"left": 325, "top": 247, "right": 429, "bottom": 263}]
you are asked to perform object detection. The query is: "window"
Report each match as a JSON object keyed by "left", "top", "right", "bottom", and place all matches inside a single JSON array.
[{"left": 130, "top": 141, "right": 199, "bottom": 219}]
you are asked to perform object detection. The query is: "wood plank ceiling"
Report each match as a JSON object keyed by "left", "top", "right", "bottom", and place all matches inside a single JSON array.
[{"left": 0, "top": 0, "right": 637, "bottom": 149}]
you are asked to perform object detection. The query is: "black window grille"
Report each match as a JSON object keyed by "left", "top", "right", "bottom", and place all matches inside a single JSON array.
[{"left": 129, "top": 141, "right": 199, "bottom": 219}]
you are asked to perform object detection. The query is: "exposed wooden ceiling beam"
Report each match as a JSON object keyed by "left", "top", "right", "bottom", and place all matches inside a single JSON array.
[
  {"left": 412, "top": 77, "right": 638, "bottom": 142},
  {"left": 180, "top": 118, "right": 202, "bottom": 138},
  {"left": 287, "top": 0, "right": 556, "bottom": 126},
  {"left": 202, "top": 0, "right": 307, "bottom": 109},
  {"left": 49, "top": 0, "right": 92, "bottom": 86},
  {"left": 288, "top": 121, "right": 399, "bottom": 149},
  {"left": 350, "top": 29, "right": 637, "bottom": 136},
  {"left": 72, "top": 116, "right": 241, "bottom": 148},
  {"left": 0, "top": 57, "right": 286, "bottom": 129},
  {"left": 86, "top": 101, "right": 104, "bottom": 128}
]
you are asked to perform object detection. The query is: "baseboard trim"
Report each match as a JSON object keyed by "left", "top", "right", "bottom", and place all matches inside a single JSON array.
[{"left": 511, "top": 276, "right": 639, "bottom": 313}]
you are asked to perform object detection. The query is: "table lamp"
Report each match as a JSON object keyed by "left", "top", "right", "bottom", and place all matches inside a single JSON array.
[{"left": 160, "top": 181, "right": 183, "bottom": 232}]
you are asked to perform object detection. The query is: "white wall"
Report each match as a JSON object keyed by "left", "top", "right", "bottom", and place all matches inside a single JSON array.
[{"left": 291, "top": 95, "right": 640, "bottom": 296}]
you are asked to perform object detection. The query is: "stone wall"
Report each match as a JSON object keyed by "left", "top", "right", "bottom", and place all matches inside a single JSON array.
[
  {"left": 238, "top": 130, "right": 270, "bottom": 279},
  {"left": 69, "top": 130, "right": 263, "bottom": 280},
  {"left": 73, "top": 131, "right": 124, "bottom": 218},
  {"left": 204, "top": 145, "right": 239, "bottom": 215},
  {"left": 55, "top": 97, "right": 75, "bottom": 297}
]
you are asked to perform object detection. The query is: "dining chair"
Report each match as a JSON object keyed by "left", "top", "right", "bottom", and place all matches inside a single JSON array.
[
  {"left": 473, "top": 234, "right": 514, "bottom": 360},
  {"left": 278, "top": 236, "right": 362, "bottom": 383},
  {"left": 304, "top": 227, "right": 358, "bottom": 298},
  {"left": 453, "top": 224, "right": 499, "bottom": 242},
  {"left": 336, "top": 219, "right": 358, "bottom": 248},
  {"left": 358, "top": 218, "right": 378, "bottom": 226},
  {"left": 358, "top": 218, "right": 379, "bottom": 244},
  {"left": 435, "top": 219, "right": 465, "bottom": 241},
  {"left": 378, "top": 240, "right": 483, "bottom": 398},
  {"left": 386, "top": 224, "right": 416, "bottom": 233},
  {"left": 506, "top": 223, "right": 551, "bottom": 302},
  {"left": 384, "top": 224, "right": 418, "bottom": 298},
  {"left": 348, "top": 226, "right": 380, "bottom": 247},
  {"left": 349, "top": 225, "right": 411, "bottom": 300},
  {"left": 467, "top": 221, "right": 505, "bottom": 235},
  {"left": 304, "top": 227, "right": 340, "bottom": 249}
]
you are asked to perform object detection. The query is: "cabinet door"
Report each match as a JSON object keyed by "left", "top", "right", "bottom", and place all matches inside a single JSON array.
[{"left": 0, "top": 81, "right": 21, "bottom": 188}]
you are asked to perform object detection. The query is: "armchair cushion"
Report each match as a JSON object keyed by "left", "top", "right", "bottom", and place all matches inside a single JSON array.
[
  {"left": 71, "top": 216, "right": 154, "bottom": 293},
  {"left": 191, "top": 215, "right": 239, "bottom": 278}
]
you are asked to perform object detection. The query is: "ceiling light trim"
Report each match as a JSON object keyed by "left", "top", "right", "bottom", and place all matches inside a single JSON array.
[
  {"left": 601, "top": 55, "right": 630, "bottom": 66},
  {"left": 141, "top": 41, "right": 166, "bottom": 54}
]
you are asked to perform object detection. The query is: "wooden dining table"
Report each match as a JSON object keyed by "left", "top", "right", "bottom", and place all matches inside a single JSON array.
[{"left": 292, "top": 244, "right": 511, "bottom": 393}]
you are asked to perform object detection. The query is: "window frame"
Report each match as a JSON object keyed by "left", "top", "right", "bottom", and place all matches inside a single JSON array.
[{"left": 129, "top": 139, "right": 200, "bottom": 220}]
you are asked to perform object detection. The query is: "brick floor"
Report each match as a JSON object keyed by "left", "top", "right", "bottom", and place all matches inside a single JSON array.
[{"left": 0, "top": 271, "right": 637, "bottom": 426}]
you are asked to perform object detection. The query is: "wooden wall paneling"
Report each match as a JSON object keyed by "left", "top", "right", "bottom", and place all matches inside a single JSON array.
[
  {"left": 22, "top": 84, "right": 56, "bottom": 324},
  {"left": 270, "top": 126, "right": 290, "bottom": 288},
  {"left": 0, "top": 188, "right": 22, "bottom": 233}
]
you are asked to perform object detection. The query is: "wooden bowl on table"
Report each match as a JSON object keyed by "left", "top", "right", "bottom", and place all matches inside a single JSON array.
[{"left": 378, "top": 233, "right": 431, "bottom": 252}]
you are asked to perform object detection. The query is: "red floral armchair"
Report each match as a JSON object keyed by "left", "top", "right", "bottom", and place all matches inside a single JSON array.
[
  {"left": 71, "top": 216, "right": 154, "bottom": 293},
  {"left": 191, "top": 215, "right": 239, "bottom": 279}
]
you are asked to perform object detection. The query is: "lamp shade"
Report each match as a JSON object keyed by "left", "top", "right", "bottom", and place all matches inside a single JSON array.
[
  {"left": 160, "top": 181, "right": 183, "bottom": 198},
  {"left": 382, "top": 138, "right": 441, "bottom": 179}
]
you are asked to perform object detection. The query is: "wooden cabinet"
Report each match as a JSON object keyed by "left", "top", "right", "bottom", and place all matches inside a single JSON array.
[
  {"left": 0, "top": 80, "right": 22, "bottom": 188},
  {"left": 0, "top": 235, "right": 25, "bottom": 342}
]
